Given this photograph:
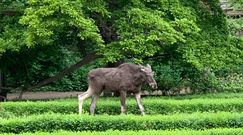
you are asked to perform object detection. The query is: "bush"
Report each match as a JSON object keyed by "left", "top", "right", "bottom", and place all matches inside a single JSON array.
[
  {"left": 0, "top": 109, "right": 15, "bottom": 119},
  {"left": 153, "top": 64, "right": 185, "bottom": 93},
  {"left": 217, "top": 73, "right": 243, "bottom": 92},
  {"left": 189, "top": 70, "right": 220, "bottom": 93},
  {"left": 0, "top": 112, "right": 242, "bottom": 133},
  {"left": 2, "top": 97, "right": 243, "bottom": 116},
  {"left": 2, "top": 128, "right": 243, "bottom": 135}
]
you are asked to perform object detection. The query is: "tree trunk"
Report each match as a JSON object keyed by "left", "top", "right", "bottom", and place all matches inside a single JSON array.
[
  {"left": 0, "top": 69, "right": 1, "bottom": 92},
  {"left": 0, "top": 69, "right": 7, "bottom": 101},
  {"left": 23, "top": 53, "right": 101, "bottom": 92},
  {"left": 0, "top": 69, "right": 2, "bottom": 101},
  {"left": 18, "top": 63, "right": 32, "bottom": 100}
]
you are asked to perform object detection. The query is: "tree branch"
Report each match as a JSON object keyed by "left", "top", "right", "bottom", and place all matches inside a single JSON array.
[
  {"left": 25, "top": 53, "right": 101, "bottom": 91},
  {"left": 1, "top": 10, "right": 22, "bottom": 16}
]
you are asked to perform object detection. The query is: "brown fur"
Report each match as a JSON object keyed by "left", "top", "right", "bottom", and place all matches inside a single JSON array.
[
  {"left": 78, "top": 63, "right": 157, "bottom": 115},
  {"left": 88, "top": 63, "right": 146, "bottom": 93}
]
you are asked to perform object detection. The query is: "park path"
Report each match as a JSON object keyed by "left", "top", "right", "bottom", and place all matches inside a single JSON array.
[
  {"left": 6, "top": 89, "right": 188, "bottom": 100},
  {"left": 6, "top": 91, "right": 164, "bottom": 100},
  {"left": 7, "top": 91, "right": 83, "bottom": 100}
]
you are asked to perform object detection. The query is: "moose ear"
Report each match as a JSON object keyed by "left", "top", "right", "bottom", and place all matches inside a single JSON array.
[
  {"left": 146, "top": 64, "right": 151, "bottom": 68},
  {"left": 141, "top": 68, "right": 146, "bottom": 72},
  {"left": 139, "top": 64, "right": 147, "bottom": 72}
]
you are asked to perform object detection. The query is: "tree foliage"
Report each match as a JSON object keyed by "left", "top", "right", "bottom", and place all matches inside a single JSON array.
[
  {"left": 19, "top": 0, "right": 103, "bottom": 47},
  {"left": 14, "top": 0, "right": 241, "bottom": 69},
  {"left": 227, "top": 0, "right": 243, "bottom": 10},
  {"left": 0, "top": 0, "right": 242, "bottom": 93},
  {"left": 226, "top": 0, "right": 243, "bottom": 37}
]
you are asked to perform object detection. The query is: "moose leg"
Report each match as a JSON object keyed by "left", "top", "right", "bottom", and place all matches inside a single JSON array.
[
  {"left": 90, "top": 93, "right": 101, "bottom": 115},
  {"left": 134, "top": 92, "right": 145, "bottom": 116},
  {"left": 78, "top": 88, "right": 94, "bottom": 114},
  {"left": 120, "top": 91, "right": 127, "bottom": 114}
]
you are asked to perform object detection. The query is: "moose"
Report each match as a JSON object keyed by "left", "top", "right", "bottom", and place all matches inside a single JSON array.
[{"left": 78, "top": 63, "right": 157, "bottom": 115}]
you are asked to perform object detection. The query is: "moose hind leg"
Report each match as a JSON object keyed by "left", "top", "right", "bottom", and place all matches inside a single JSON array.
[
  {"left": 78, "top": 88, "right": 94, "bottom": 114},
  {"left": 120, "top": 91, "right": 127, "bottom": 114},
  {"left": 134, "top": 92, "right": 145, "bottom": 116},
  {"left": 90, "top": 93, "right": 101, "bottom": 115}
]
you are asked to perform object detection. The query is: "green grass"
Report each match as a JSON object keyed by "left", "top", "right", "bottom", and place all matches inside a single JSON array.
[
  {"left": 2, "top": 128, "right": 243, "bottom": 135},
  {"left": 0, "top": 112, "right": 242, "bottom": 133},
  {"left": 1, "top": 97, "right": 243, "bottom": 116},
  {"left": 1, "top": 93, "right": 242, "bottom": 134}
]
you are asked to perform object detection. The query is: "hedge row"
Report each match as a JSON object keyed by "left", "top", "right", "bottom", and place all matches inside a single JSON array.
[
  {"left": 147, "top": 92, "right": 243, "bottom": 99},
  {"left": 2, "top": 128, "right": 243, "bottom": 135},
  {"left": 0, "top": 112, "right": 242, "bottom": 133},
  {"left": 2, "top": 98, "right": 243, "bottom": 116}
]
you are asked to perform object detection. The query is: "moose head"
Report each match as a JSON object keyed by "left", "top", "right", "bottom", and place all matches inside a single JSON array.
[{"left": 140, "top": 64, "right": 157, "bottom": 89}]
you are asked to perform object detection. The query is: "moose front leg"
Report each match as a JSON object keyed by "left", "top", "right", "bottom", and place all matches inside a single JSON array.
[
  {"left": 120, "top": 91, "right": 127, "bottom": 114},
  {"left": 134, "top": 92, "right": 145, "bottom": 116}
]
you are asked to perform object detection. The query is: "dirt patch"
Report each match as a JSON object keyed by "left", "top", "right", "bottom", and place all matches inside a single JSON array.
[
  {"left": 7, "top": 91, "right": 83, "bottom": 100},
  {"left": 6, "top": 90, "right": 185, "bottom": 101}
]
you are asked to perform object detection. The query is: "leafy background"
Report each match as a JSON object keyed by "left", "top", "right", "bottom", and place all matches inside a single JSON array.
[{"left": 0, "top": 0, "right": 242, "bottom": 94}]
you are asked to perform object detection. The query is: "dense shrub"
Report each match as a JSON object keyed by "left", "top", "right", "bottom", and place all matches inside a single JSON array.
[
  {"left": 37, "top": 65, "right": 91, "bottom": 92},
  {"left": 217, "top": 72, "right": 243, "bottom": 92},
  {"left": 0, "top": 109, "right": 15, "bottom": 119},
  {"left": 2, "top": 97, "right": 243, "bottom": 116},
  {"left": 2, "top": 128, "right": 243, "bottom": 135},
  {"left": 0, "top": 112, "right": 242, "bottom": 133},
  {"left": 1, "top": 0, "right": 242, "bottom": 95},
  {"left": 188, "top": 70, "right": 219, "bottom": 93},
  {"left": 152, "top": 63, "right": 185, "bottom": 93}
]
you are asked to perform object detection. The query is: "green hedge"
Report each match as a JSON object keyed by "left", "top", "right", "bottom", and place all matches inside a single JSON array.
[
  {"left": 164, "top": 92, "right": 243, "bottom": 99},
  {"left": 2, "top": 128, "right": 243, "bottom": 135},
  {"left": 0, "top": 112, "right": 242, "bottom": 133},
  {"left": 2, "top": 97, "right": 243, "bottom": 116}
]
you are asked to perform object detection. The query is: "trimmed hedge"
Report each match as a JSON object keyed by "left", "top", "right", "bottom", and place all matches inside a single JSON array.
[
  {"left": 2, "top": 97, "right": 243, "bottom": 116},
  {"left": 2, "top": 128, "right": 243, "bottom": 135},
  {"left": 0, "top": 112, "right": 242, "bottom": 133},
  {"left": 163, "top": 92, "right": 243, "bottom": 99}
]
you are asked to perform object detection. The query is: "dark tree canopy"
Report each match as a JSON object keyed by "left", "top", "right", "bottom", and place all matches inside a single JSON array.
[{"left": 0, "top": 0, "right": 242, "bottom": 95}]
